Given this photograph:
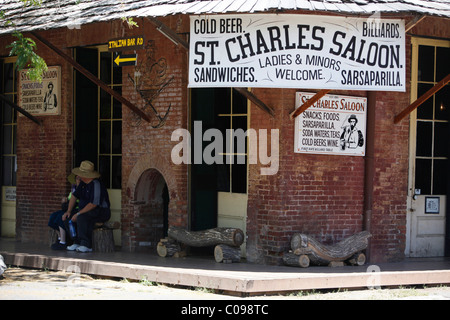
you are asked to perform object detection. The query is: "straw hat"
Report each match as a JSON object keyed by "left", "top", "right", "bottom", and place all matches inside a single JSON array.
[
  {"left": 71, "top": 160, "right": 101, "bottom": 179},
  {"left": 67, "top": 173, "right": 76, "bottom": 185}
]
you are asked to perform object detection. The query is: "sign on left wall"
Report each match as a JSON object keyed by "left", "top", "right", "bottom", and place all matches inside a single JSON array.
[{"left": 18, "top": 66, "right": 61, "bottom": 116}]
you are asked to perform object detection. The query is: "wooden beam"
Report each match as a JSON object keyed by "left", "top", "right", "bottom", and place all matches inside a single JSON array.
[
  {"left": 405, "top": 15, "right": 426, "bottom": 32},
  {"left": 394, "top": 73, "right": 450, "bottom": 124},
  {"left": 29, "top": 31, "right": 153, "bottom": 123},
  {"left": 233, "top": 88, "right": 275, "bottom": 117},
  {"left": 146, "top": 17, "right": 189, "bottom": 50},
  {"left": 289, "top": 89, "right": 330, "bottom": 119},
  {"left": 0, "top": 94, "right": 42, "bottom": 126}
]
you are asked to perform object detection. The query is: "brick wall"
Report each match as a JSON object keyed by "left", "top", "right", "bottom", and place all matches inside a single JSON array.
[
  {"left": 6, "top": 21, "right": 133, "bottom": 243},
  {"left": 245, "top": 15, "right": 447, "bottom": 264},
  {"left": 5, "top": 17, "right": 189, "bottom": 247},
  {"left": 247, "top": 88, "right": 369, "bottom": 264},
  {"left": 6, "top": 29, "right": 74, "bottom": 243},
  {"left": 120, "top": 16, "right": 189, "bottom": 251},
  {"left": 368, "top": 87, "right": 410, "bottom": 262},
  {"left": 245, "top": 53, "right": 412, "bottom": 265}
]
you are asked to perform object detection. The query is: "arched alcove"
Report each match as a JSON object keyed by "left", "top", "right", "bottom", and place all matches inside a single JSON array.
[{"left": 132, "top": 168, "right": 169, "bottom": 251}]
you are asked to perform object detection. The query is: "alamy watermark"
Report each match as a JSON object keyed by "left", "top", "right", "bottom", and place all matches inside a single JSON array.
[
  {"left": 366, "top": 264, "right": 382, "bottom": 289},
  {"left": 171, "top": 121, "right": 279, "bottom": 175},
  {"left": 65, "top": 264, "right": 81, "bottom": 286}
]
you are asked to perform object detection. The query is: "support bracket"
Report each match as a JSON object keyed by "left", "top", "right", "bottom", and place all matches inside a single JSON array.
[
  {"left": 289, "top": 89, "right": 331, "bottom": 119},
  {"left": 233, "top": 88, "right": 274, "bottom": 117},
  {"left": 29, "top": 31, "right": 153, "bottom": 123},
  {"left": 394, "top": 73, "right": 450, "bottom": 124},
  {"left": 0, "top": 94, "right": 42, "bottom": 126}
]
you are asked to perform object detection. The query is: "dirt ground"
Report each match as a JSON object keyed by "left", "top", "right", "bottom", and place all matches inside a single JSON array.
[
  {"left": 0, "top": 267, "right": 231, "bottom": 300},
  {"left": 1, "top": 267, "right": 450, "bottom": 300}
]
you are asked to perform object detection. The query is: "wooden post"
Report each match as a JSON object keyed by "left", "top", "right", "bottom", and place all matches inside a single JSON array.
[{"left": 363, "top": 91, "right": 376, "bottom": 263}]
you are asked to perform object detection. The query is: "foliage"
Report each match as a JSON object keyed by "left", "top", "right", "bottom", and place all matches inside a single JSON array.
[
  {"left": 20, "top": 0, "right": 42, "bottom": 6},
  {"left": 2, "top": 0, "right": 138, "bottom": 81},
  {"left": 122, "top": 17, "right": 139, "bottom": 29},
  {"left": 1, "top": 0, "right": 46, "bottom": 81},
  {"left": 7, "top": 32, "right": 48, "bottom": 82}
]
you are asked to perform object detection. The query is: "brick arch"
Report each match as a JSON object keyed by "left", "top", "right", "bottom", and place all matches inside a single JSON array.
[
  {"left": 126, "top": 153, "right": 176, "bottom": 201},
  {"left": 126, "top": 153, "right": 175, "bottom": 251},
  {"left": 134, "top": 168, "right": 166, "bottom": 203}
]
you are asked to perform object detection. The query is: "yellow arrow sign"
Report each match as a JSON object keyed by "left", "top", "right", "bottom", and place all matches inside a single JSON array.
[{"left": 114, "top": 53, "right": 137, "bottom": 67}]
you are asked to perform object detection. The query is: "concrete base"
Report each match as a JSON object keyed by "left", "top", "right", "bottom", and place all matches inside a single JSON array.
[{"left": 2, "top": 238, "right": 450, "bottom": 295}]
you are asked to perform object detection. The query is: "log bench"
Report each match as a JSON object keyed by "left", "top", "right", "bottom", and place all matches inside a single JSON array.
[
  {"left": 49, "top": 220, "right": 120, "bottom": 253},
  {"left": 92, "top": 221, "right": 120, "bottom": 253},
  {"left": 283, "top": 231, "right": 371, "bottom": 268},
  {"left": 157, "top": 226, "right": 244, "bottom": 263}
]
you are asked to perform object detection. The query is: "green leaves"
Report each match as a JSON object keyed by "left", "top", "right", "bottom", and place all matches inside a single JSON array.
[
  {"left": 121, "top": 17, "right": 139, "bottom": 29},
  {"left": 7, "top": 32, "right": 48, "bottom": 82},
  {"left": 20, "top": 0, "right": 42, "bottom": 7},
  {"left": 2, "top": 0, "right": 46, "bottom": 81},
  {"left": 2, "top": 0, "right": 139, "bottom": 82}
]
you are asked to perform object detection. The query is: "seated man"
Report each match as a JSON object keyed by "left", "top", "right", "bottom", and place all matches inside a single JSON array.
[{"left": 62, "top": 160, "right": 111, "bottom": 253}]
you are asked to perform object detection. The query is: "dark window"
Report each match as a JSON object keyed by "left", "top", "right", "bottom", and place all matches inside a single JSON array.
[
  {"left": 75, "top": 47, "right": 122, "bottom": 189},
  {"left": 217, "top": 88, "right": 248, "bottom": 194},
  {"left": 1, "top": 61, "right": 17, "bottom": 186},
  {"left": 414, "top": 44, "right": 449, "bottom": 195},
  {"left": 98, "top": 50, "right": 122, "bottom": 190}
]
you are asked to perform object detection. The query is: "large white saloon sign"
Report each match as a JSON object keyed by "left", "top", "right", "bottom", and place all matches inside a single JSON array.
[
  {"left": 19, "top": 66, "right": 61, "bottom": 116},
  {"left": 294, "top": 92, "right": 367, "bottom": 156},
  {"left": 189, "top": 14, "right": 405, "bottom": 91}
]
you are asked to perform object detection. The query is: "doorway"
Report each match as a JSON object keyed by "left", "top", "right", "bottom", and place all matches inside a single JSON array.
[
  {"left": 189, "top": 88, "right": 249, "bottom": 254},
  {"left": 74, "top": 46, "right": 122, "bottom": 188},
  {"left": 407, "top": 37, "right": 450, "bottom": 257},
  {"left": 74, "top": 45, "right": 123, "bottom": 244},
  {"left": 134, "top": 168, "right": 169, "bottom": 250}
]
